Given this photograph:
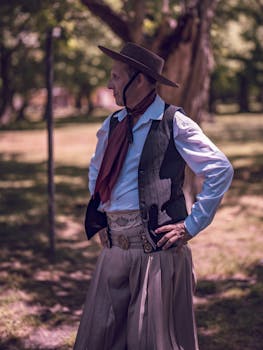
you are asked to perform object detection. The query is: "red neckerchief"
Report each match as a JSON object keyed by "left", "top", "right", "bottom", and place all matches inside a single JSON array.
[{"left": 94, "top": 89, "right": 156, "bottom": 203}]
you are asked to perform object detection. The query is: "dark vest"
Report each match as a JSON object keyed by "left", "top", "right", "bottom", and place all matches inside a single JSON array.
[{"left": 85, "top": 104, "right": 188, "bottom": 246}]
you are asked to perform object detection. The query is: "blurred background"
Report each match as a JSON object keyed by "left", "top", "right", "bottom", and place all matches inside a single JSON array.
[{"left": 0, "top": 1, "right": 262, "bottom": 349}]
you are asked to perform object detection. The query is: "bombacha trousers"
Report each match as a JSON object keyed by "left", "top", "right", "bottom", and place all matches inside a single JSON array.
[{"left": 74, "top": 211, "right": 199, "bottom": 350}]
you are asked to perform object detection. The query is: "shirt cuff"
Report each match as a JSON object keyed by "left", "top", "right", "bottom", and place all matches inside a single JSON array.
[{"left": 184, "top": 216, "right": 199, "bottom": 237}]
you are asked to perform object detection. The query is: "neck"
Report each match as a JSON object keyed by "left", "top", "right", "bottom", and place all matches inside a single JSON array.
[
  {"left": 126, "top": 89, "right": 156, "bottom": 120},
  {"left": 126, "top": 88, "right": 156, "bottom": 110},
  {"left": 126, "top": 88, "right": 156, "bottom": 143}
]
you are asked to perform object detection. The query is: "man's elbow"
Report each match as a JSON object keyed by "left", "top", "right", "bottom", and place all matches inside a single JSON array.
[{"left": 224, "top": 159, "right": 234, "bottom": 186}]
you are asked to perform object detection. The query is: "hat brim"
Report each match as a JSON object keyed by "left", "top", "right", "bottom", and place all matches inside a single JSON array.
[{"left": 98, "top": 45, "right": 179, "bottom": 87}]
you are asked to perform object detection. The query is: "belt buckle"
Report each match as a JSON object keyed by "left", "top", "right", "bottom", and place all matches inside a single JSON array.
[
  {"left": 117, "top": 234, "right": 130, "bottom": 250},
  {"left": 141, "top": 233, "right": 154, "bottom": 253},
  {"left": 99, "top": 228, "right": 111, "bottom": 248}
]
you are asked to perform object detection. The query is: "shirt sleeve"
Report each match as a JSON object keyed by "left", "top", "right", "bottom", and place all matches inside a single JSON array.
[
  {"left": 88, "top": 116, "right": 111, "bottom": 195},
  {"left": 173, "top": 111, "right": 234, "bottom": 236}
]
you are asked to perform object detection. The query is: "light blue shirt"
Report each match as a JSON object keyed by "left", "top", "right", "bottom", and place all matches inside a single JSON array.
[{"left": 89, "top": 95, "right": 233, "bottom": 236}]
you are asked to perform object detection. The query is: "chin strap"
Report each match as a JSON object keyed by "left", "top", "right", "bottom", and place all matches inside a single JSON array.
[
  {"left": 122, "top": 71, "right": 156, "bottom": 144},
  {"left": 122, "top": 71, "right": 140, "bottom": 107},
  {"left": 121, "top": 71, "right": 140, "bottom": 144}
]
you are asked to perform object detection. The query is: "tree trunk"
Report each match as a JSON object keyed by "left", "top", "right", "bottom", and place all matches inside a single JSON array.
[
  {"left": 16, "top": 99, "right": 29, "bottom": 121},
  {"left": 75, "top": 91, "right": 82, "bottom": 110},
  {"left": 208, "top": 74, "right": 217, "bottom": 116},
  {"left": 237, "top": 72, "right": 249, "bottom": 113},
  {"left": 158, "top": 1, "right": 217, "bottom": 123},
  {"left": 0, "top": 46, "right": 13, "bottom": 123},
  {"left": 259, "top": 87, "right": 263, "bottom": 112}
]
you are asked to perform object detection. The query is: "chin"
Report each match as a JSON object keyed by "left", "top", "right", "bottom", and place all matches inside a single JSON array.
[{"left": 115, "top": 98, "right": 124, "bottom": 107}]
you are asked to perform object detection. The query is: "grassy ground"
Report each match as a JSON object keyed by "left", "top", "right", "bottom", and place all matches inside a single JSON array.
[{"left": 0, "top": 112, "right": 263, "bottom": 349}]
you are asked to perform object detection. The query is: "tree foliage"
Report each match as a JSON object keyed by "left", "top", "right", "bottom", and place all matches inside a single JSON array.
[
  {"left": 211, "top": 0, "right": 263, "bottom": 112},
  {"left": 0, "top": 0, "right": 118, "bottom": 122},
  {"left": 0, "top": 0, "right": 262, "bottom": 123}
]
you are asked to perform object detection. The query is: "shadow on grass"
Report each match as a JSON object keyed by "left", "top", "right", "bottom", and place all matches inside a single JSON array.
[
  {"left": 0, "top": 154, "right": 100, "bottom": 349},
  {"left": 226, "top": 154, "right": 263, "bottom": 197},
  {"left": 1, "top": 111, "right": 263, "bottom": 349},
  {"left": 196, "top": 262, "right": 263, "bottom": 350},
  {"left": 0, "top": 338, "right": 36, "bottom": 350},
  {"left": 206, "top": 121, "right": 263, "bottom": 145},
  {"left": 0, "top": 336, "right": 71, "bottom": 350}
]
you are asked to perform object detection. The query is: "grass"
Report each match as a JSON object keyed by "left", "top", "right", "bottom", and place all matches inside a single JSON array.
[{"left": 0, "top": 112, "right": 263, "bottom": 349}]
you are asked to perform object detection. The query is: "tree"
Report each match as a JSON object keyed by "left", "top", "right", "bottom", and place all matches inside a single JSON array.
[
  {"left": 210, "top": 0, "right": 263, "bottom": 113},
  {"left": 0, "top": 0, "right": 119, "bottom": 123},
  {"left": 81, "top": 0, "right": 219, "bottom": 123},
  {"left": 232, "top": 0, "right": 263, "bottom": 112},
  {"left": 0, "top": 2, "right": 38, "bottom": 123},
  {"left": 53, "top": 9, "right": 118, "bottom": 112},
  {"left": 0, "top": 0, "right": 51, "bottom": 123}
]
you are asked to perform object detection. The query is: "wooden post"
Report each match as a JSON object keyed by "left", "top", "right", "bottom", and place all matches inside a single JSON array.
[{"left": 45, "top": 27, "right": 55, "bottom": 258}]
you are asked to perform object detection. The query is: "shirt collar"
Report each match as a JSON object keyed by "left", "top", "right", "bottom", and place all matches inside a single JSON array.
[{"left": 113, "top": 95, "right": 165, "bottom": 123}]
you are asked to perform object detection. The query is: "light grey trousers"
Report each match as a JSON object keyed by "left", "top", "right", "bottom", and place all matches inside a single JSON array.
[{"left": 73, "top": 229, "right": 199, "bottom": 350}]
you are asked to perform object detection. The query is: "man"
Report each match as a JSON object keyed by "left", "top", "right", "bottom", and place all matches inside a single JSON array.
[{"left": 74, "top": 42, "right": 233, "bottom": 350}]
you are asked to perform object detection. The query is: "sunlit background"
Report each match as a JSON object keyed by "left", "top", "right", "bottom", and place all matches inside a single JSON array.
[{"left": 0, "top": 1, "right": 262, "bottom": 349}]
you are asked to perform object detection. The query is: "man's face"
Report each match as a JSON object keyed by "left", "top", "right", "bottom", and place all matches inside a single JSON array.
[{"left": 107, "top": 61, "right": 130, "bottom": 106}]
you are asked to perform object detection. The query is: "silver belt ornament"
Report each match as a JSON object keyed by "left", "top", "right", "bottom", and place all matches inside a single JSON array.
[
  {"left": 140, "top": 233, "right": 154, "bottom": 253},
  {"left": 99, "top": 228, "right": 154, "bottom": 252}
]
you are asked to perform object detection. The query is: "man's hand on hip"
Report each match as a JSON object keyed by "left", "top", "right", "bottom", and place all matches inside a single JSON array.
[{"left": 155, "top": 221, "right": 192, "bottom": 251}]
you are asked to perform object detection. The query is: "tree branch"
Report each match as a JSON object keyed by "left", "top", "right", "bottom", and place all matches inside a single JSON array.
[
  {"left": 158, "top": 9, "right": 197, "bottom": 59},
  {"left": 150, "top": 0, "right": 176, "bottom": 52},
  {"left": 130, "top": 0, "right": 145, "bottom": 43},
  {"left": 158, "top": 0, "right": 218, "bottom": 58},
  {"left": 81, "top": 0, "right": 132, "bottom": 42},
  {"left": 162, "top": 0, "right": 170, "bottom": 14}
]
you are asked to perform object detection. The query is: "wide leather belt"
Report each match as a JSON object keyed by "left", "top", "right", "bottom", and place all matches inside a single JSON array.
[
  {"left": 106, "top": 210, "right": 142, "bottom": 230},
  {"left": 98, "top": 211, "right": 154, "bottom": 253}
]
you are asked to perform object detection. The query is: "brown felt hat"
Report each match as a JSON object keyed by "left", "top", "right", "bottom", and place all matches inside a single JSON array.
[{"left": 98, "top": 42, "right": 179, "bottom": 87}]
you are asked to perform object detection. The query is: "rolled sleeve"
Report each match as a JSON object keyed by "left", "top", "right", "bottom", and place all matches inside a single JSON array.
[{"left": 173, "top": 111, "right": 234, "bottom": 236}]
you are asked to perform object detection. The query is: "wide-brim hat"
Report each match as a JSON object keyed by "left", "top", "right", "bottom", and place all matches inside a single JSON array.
[{"left": 98, "top": 42, "right": 179, "bottom": 87}]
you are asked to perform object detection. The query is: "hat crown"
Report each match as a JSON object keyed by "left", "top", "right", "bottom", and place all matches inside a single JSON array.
[
  {"left": 98, "top": 42, "right": 178, "bottom": 87},
  {"left": 120, "top": 43, "right": 164, "bottom": 75}
]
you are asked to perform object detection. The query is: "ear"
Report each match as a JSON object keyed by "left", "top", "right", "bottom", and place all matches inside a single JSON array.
[{"left": 137, "top": 73, "right": 147, "bottom": 87}]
